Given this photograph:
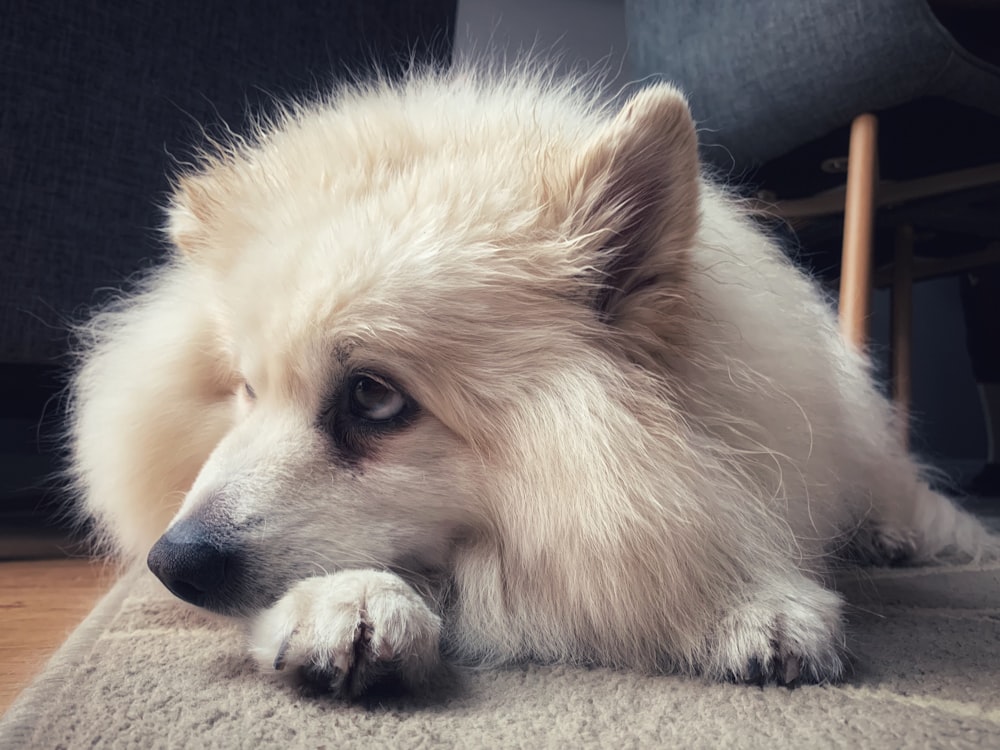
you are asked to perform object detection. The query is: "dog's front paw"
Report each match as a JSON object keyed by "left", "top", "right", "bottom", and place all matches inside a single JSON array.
[
  {"left": 250, "top": 569, "right": 442, "bottom": 699},
  {"left": 707, "top": 575, "right": 847, "bottom": 686}
]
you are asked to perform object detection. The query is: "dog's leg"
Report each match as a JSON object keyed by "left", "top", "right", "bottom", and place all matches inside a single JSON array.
[
  {"left": 249, "top": 569, "right": 442, "bottom": 699},
  {"left": 706, "top": 571, "right": 847, "bottom": 686}
]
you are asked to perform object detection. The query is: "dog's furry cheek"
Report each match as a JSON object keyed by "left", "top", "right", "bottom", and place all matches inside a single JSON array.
[{"left": 70, "top": 267, "right": 237, "bottom": 560}]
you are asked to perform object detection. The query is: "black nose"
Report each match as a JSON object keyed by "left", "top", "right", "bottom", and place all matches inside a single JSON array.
[{"left": 147, "top": 516, "right": 236, "bottom": 608}]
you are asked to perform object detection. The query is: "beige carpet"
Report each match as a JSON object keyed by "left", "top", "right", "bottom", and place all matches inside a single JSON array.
[{"left": 2, "top": 560, "right": 999, "bottom": 748}]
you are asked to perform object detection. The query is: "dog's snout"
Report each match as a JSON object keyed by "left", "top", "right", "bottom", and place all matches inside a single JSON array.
[{"left": 147, "top": 516, "right": 237, "bottom": 609}]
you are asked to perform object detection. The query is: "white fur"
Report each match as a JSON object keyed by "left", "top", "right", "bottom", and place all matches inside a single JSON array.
[
  {"left": 69, "top": 64, "right": 996, "bottom": 694},
  {"left": 250, "top": 570, "right": 442, "bottom": 697}
]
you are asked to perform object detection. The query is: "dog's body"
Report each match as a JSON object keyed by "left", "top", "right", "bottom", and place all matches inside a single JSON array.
[{"left": 70, "top": 67, "right": 994, "bottom": 697}]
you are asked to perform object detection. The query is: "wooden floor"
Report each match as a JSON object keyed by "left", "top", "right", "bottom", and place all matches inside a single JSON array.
[{"left": 0, "top": 558, "right": 113, "bottom": 715}]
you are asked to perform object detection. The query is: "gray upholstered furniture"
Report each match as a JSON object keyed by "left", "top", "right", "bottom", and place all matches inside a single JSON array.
[{"left": 626, "top": 0, "right": 1000, "bottom": 174}]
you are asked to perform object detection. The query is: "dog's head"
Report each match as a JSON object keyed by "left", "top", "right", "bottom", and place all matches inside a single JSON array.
[{"left": 146, "top": 75, "right": 700, "bottom": 615}]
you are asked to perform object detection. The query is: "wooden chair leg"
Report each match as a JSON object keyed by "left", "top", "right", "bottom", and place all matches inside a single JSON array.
[
  {"left": 891, "top": 224, "right": 914, "bottom": 448},
  {"left": 838, "top": 114, "right": 879, "bottom": 349}
]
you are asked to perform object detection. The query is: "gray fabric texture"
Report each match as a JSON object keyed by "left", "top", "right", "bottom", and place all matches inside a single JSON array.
[
  {"left": 625, "top": 0, "right": 1000, "bottom": 171},
  {"left": 2, "top": 559, "right": 1000, "bottom": 748}
]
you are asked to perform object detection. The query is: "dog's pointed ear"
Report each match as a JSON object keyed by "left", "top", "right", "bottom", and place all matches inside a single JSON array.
[
  {"left": 565, "top": 84, "right": 700, "bottom": 322},
  {"left": 166, "top": 173, "right": 212, "bottom": 255},
  {"left": 166, "top": 168, "right": 231, "bottom": 256}
]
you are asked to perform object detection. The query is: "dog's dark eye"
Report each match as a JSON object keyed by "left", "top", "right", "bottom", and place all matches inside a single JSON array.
[
  {"left": 323, "top": 373, "right": 416, "bottom": 461},
  {"left": 349, "top": 375, "right": 405, "bottom": 421},
  {"left": 244, "top": 381, "right": 256, "bottom": 400}
]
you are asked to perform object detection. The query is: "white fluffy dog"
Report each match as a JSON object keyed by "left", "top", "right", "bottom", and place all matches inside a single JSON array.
[{"left": 70, "top": 66, "right": 994, "bottom": 698}]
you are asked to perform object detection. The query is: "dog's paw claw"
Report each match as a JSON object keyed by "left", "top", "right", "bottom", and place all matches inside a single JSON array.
[
  {"left": 780, "top": 654, "right": 802, "bottom": 686},
  {"left": 272, "top": 634, "right": 292, "bottom": 671}
]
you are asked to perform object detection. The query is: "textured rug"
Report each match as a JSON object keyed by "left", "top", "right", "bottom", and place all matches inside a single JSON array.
[{"left": 2, "top": 559, "right": 1000, "bottom": 748}]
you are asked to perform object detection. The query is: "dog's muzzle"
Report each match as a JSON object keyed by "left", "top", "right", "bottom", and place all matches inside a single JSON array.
[{"left": 147, "top": 515, "right": 246, "bottom": 612}]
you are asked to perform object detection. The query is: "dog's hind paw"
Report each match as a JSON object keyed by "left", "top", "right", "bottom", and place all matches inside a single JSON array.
[
  {"left": 249, "top": 569, "right": 442, "bottom": 699},
  {"left": 707, "top": 574, "right": 847, "bottom": 687}
]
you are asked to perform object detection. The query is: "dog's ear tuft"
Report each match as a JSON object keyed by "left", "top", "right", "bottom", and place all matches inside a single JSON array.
[
  {"left": 166, "top": 170, "right": 226, "bottom": 256},
  {"left": 567, "top": 84, "right": 700, "bottom": 322}
]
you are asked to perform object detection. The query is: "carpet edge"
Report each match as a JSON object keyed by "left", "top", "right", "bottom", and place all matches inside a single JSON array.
[{"left": 0, "top": 563, "right": 142, "bottom": 743}]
